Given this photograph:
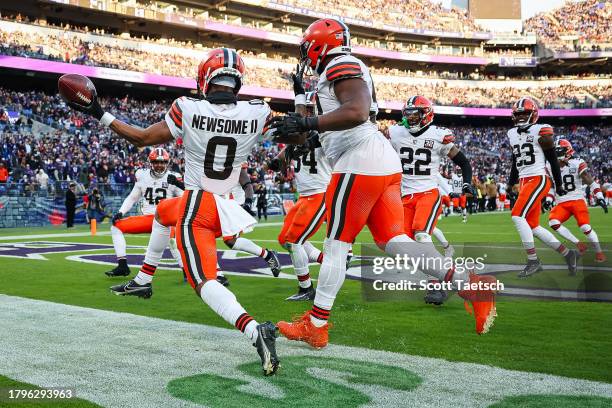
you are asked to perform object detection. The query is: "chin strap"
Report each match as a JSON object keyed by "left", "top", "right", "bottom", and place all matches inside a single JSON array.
[{"left": 206, "top": 91, "right": 238, "bottom": 104}]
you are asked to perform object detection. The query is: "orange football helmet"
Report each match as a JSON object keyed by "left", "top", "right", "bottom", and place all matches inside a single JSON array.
[
  {"left": 512, "top": 97, "right": 539, "bottom": 129},
  {"left": 149, "top": 147, "right": 170, "bottom": 177},
  {"left": 300, "top": 18, "right": 351, "bottom": 74},
  {"left": 555, "top": 139, "right": 574, "bottom": 161},
  {"left": 401, "top": 95, "right": 434, "bottom": 133},
  {"left": 197, "top": 48, "right": 245, "bottom": 96}
]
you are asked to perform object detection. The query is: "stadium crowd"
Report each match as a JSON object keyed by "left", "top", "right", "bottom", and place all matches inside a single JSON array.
[
  {"left": 1, "top": 22, "right": 610, "bottom": 109},
  {"left": 1, "top": 88, "right": 609, "bottom": 200},
  {"left": 525, "top": 0, "right": 611, "bottom": 52}
]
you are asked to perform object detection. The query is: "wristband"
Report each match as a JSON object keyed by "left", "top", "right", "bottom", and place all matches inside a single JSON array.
[
  {"left": 294, "top": 94, "right": 306, "bottom": 106},
  {"left": 304, "top": 116, "right": 319, "bottom": 131},
  {"left": 100, "top": 112, "right": 116, "bottom": 127}
]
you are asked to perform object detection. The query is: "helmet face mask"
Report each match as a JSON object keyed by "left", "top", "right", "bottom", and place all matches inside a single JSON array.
[
  {"left": 512, "top": 97, "right": 539, "bottom": 129},
  {"left": 149, "top": 148, "right": 170, "bottom": 177},
  {"left": 401, "top": 96, "right": 434, "bottom": 134},
  {"left": 555, "top": 139, "right": 574, "bottom": 162}
]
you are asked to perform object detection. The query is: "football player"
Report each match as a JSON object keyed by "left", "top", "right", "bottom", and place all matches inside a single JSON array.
[
  {"left": 497, "top": 176, "right": 508, "bottom": 211},
  {"left": 506, "top": 97, "right": 580, "bottom": 278},
  {"left": 270, "top": 19, "right": 497, "bottom": 347},
  {"left": 271, "top": 91, "right": 332, "bottom": 301},
  {"left": 389, "top": 95, "right": 475, "bottom": 240},
  {"left": 450, "top": 170, "right": 468, "bottom": 222},
  {"left": 106, "top": 148, "right": 184, "bottom": 277},
  {"left": 109, "top": 167, "right": 280, "bottom": 297},
  {"left": 545, "top": 139, "right": 607, "bottom": 264},
  {"left": 67, "top": 48, "right": 280, "bottom": 376}
]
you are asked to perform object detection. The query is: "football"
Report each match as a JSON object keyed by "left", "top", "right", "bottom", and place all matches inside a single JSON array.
[{"left": 58, "top": 73, "right": 96, "bottom": 107}]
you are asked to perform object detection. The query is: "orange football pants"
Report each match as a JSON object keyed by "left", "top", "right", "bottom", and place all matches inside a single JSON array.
[
  {"left": 549, "top": 199, "right": 590, "bottom": 227},
  {"left": 278, "top": 192, "right": 326, "bottom": 246},
  {"left": 175, "top": 190, "right": 223, "bottom": 289},
  {"left": 325, "top": 173, "right": 405, "bottom": 245},
  {"left": 114, "top": 214, "right": 154, "bottom": 234},
  {"left": 402, "top": 188, "right": 442, "bottom": 239},
  {"left": 511, "top": 175, "right": 551, "bottom": 228}
]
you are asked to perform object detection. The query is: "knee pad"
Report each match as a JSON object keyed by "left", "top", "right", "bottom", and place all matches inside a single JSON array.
[{"left": 580, "top": 224, "right": 592, "bottom": 234}]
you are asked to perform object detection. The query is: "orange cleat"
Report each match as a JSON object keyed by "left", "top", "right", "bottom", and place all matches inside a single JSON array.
[
  {"left": 458, "top": 273, "right": 498, "bottom": 335},
  {"left": 595, "top": 252, "right": 606, "bottom": 263},
  {"left": 277, "top": 311, "right": 329, "bottom": 349},
  {"left": 576, "top": 242, "right": 588, "bottom": 255}
]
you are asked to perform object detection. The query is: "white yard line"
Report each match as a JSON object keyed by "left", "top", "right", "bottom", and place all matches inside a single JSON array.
[{"left": 0, "top": 295, "right": 611, "bottom": 408}]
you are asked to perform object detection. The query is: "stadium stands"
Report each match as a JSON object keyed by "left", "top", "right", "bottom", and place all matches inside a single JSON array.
[{"left": 1, "top": 88, "right": 609, "bottom": 198}]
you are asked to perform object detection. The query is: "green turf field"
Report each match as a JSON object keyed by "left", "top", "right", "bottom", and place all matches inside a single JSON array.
[{"left": 1, "top": 210, "right": 611, "bottom": 407}]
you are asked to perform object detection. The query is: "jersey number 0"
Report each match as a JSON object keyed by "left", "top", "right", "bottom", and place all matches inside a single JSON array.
[{"left": 204, "top": 136, "right": 237, "bottom": 180}]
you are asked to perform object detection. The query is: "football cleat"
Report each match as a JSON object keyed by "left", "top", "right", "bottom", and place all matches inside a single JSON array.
[
  {"left": 216, "top": 274, "right": 230, "bottom": 287},
  {"left": 518, "top": 259, "right": 543, "bottom": 278},
  {"left": 458, "top": 273, "right": 497, "bottom": 335},
  {"left": 254, "top": 321, "right": 280, "bottom": 376},
  {"left": 110, "top": 280, "right": 152, "bottom": 299},
  {"left": 285, "top": 285, "right": 316, "bottom": 301},
  {"left": 595, "top": 252, "right": 606, "bottom": 263},
  {"left": 424, "top": 288, "right": 448, "bottom": 306},
  {"left": 277, "top": 311, "right": 328, "bottom": 349},
  {"left": 266, "top": 250, "right": 281, "bottom": 277},
  {"left": 576, "top": 242, "right": 588, "bottom": 256},
  {"left": 105, "top": 264, "right": 131, "bottom": 277},
  {"left": 564, "top": 249, "right": 579, "bottom": 276}
]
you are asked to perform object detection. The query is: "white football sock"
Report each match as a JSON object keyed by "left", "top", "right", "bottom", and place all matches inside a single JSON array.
[
  {"left": 111, "top": 225, "right": 127, "bottom": 259},
  {"left": 168, "top": 237, "right": 184, "bottom": 268},
  {"left": 311, "top": 239, "right": 350, "bottom": 327},
  {"left": 304, "top": 241, "right": 323, "bottom": 263},
  {"left": 549, "top": 220, "right": 580, "bottom": 244},
  {"left": 143, "top": 219, "right": 170, "bottom": 267},
  {"left": 512, "top": 216, "right": 538, "bottom": 260},
  {"left": 288, "top": 243, "right": 311, "bottom": 288},
  {"left": 432, "top": 227, "right": 449, "bottom": 248},
  {"left": 200, "top": 280, "right": 259, "bottom": 343},
  {"left": 232, "top": 237, "right": 267, "bottom": 258},
  {"left": 581, "top": 224, "right": 602, "bottom": 253},
  {"left": 532, "top": 226, "right": 568, "bottom": 256}
]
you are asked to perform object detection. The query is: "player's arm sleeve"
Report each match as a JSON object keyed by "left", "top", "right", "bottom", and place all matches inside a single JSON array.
[
  {"left": 164, "top": 98, "right": 185, "bottom": 140},
  {"left": 450, "top": 150, "right": 472, "bottom": 185},
  {"left": 539, "top": 126, "right": 563, "bottom": 189},
  {"left": 240, "top": 168, "right": 254, "bottom": 201},
  {"left": 508, "top": 154, "right": 519, "bottom": 187},
  {"left": 326, "top": 57, "right": 364, "bottom": 83},
  {"left": 118, "top": 184, "right": 141, "bottom": 214}
]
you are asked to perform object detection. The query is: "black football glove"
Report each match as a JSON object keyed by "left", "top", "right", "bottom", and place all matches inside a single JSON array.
[
  {"left": 269, "top": 113, "right": 318, "bottom": 139},
  {"left": 242, "top": 198, "right": 256, "bottom": 216},
  {"left": 167, "top": 173, "right": 185, "bottom": 190},
  {"left": 112, "top": 212, "right": 123, "bottom": 225},
  {"left": 462, "top": 183, "right": 476, "bottom": 197},
  {"left": 555, "top": 185, "right": 567, "bottom": 197},
  {"left": 597, "top": 198, "right": 608, "bottom": 213},
  {"left": 66, "top": 90, "right": 104, "bottom": 120},
  {"left": 291, "top": 64, "right": 306, "bottom": 97},
  {"left": 541, "top": 196, "right": 554, "bottom": 212}
]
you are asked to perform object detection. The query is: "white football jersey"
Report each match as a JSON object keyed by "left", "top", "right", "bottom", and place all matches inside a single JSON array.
[
  {"left": 451, "top": 173, "right": 463, "bottom": 194},
  {"left": 165, "top": 96, "right": 270, "bottom": 195},
  {"left": 554, "top": 158, "right": 588, "bottom": 203},
  {"left": 315, "top": 54, "right": 401, "bottom": 175},
  {"left": 291, "top": 146, "right": 332, "bottom": 196},
  {"left": 389, "top": 124, "right": 454, "bottom": 195},
  {"left": 498, "top": 183, "right": 507, "bottom": 195},
  {"left": 126, "top": 168, "right": 183, "bottom": 215},
  {"left": 436, "top": 174, "right": 452, "bottom": 196},
  {"left": 507, "top": 124, "right": 552, "bottom": 178}
]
